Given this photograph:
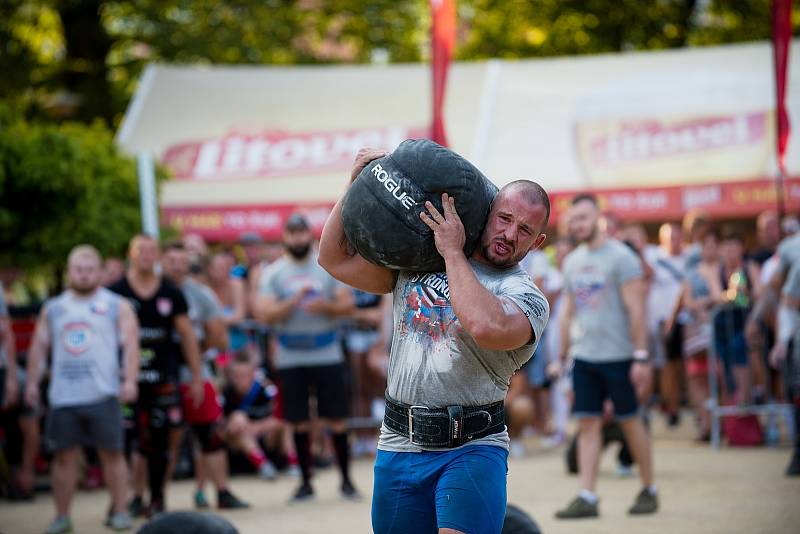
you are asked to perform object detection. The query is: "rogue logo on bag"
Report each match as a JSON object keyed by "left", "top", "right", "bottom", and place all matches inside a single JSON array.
[{"left": 371, "top": 164, "right": 417, "bottom": 210}]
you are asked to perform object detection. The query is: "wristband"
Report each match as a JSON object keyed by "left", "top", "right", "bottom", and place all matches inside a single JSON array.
[{"left": 633, "top": 349, "right": 649, "bottom": 362}]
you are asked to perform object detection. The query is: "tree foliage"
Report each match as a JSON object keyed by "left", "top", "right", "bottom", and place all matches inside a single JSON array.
[
  {"left": 2, "top": 0, "right": 797, "bottom": 127},
  {"left": 0, "top": 109, "right": 147, "bottom": 278}
]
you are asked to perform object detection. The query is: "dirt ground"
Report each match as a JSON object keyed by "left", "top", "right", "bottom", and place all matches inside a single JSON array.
[{"left": 3, "top": 416, "right": 799, "bottom": 534}]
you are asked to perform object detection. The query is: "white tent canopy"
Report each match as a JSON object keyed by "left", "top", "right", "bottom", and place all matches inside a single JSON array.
[{"left": 117, "top": 40, "right": 799, "bottom": 239}]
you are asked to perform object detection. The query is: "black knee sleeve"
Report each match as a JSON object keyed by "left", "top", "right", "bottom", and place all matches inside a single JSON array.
[{"left": 192, "top": 423, "right": 225, "bottom": 453}]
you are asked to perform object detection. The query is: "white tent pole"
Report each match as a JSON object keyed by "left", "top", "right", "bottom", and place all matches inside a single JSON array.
[
  {"left": 471, "top": 59, "right": 502, "bottom": 169},
  {"left": 137, "top": 152, "right": 159, "bottom": 239}
]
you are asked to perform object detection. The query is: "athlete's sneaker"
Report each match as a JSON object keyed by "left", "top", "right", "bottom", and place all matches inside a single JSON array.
[
  {"left": 555, "top": 496, "right": 599, "bottom": 519},
  {"left": 128, "top": 496, "right": 146, "bottom": 518},
  {"left": 259, "top": 460, "right": 278, "bottom": 481},
  {"left": 107, "top": 512, "right": 134, "bottom": 531},
  {"left": 194, "top": 490, "right": 210, "bottom": 509},
  {"left": 44, "top": 516, "right": 73, "bottom": 534},
  {"left": 785, "top": 451, "right": 800, "bottom": 477},
  {"left": 628, "top": 488, "right": 658, "bottom": 515},
  {"left": 217, "top": 489, "right": 250, "bottom": 509},
  {"left": 340, "top": 479, "right": 362, "bottom": 501},
  {"left": 289, "top": 483, "right": 315, "bottom": 503}
]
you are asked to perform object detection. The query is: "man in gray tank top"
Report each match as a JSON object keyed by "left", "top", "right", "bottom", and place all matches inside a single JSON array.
[
  {"left": 319, "top": 149, "right": 551, "bottom": 534},
  {"left": 25, "top": 245, "right": 140, "bottom": 533},
  {"left": 555, "top": 194, "right": 657, "bottom": 519}
]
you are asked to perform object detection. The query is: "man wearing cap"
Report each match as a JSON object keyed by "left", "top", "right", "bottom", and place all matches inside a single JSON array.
[{"left": 255, "top": 213, "right": 357, "bottom": 502}]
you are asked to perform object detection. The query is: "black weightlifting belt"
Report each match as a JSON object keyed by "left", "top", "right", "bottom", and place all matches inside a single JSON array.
[{"left": 384, "top": 396, "right": 506, "bottom": 449}]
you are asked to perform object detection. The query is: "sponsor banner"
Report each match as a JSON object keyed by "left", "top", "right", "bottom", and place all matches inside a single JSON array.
[
  {"left": 162, "top": 125, "right": 429, "bottom": 181},
  {"left": 162, "top": 203, "right": 334, "bottom": 241},
  {"left": 575, "top": 110, "right": 774, "bottom": 187},
  {"left": 551, "top": 177, "right": 800, "bottom": 222}
]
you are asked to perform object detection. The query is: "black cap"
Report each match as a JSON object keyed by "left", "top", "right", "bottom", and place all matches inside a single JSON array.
[{"left": 285, "top": 213, "right": 310, "bottom": 232}]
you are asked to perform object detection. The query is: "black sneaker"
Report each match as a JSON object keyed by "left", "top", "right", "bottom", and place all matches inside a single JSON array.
[
  {"left": 786, "top": 451, "right": 800, "bottom": 477},
  {"left": 146, "top": 499, "right": 165, "bottom": 518},
  {"left": 340, "top": 479, "right": 361, "bottom": 501},
  {"left": 628, "top": 488, "right": 658, "bottom": 515},
  {"left": 217, "top": 489, "right": 250, "bottom": 509},
  {"left": 667, "top": 413, "right": 680, "bottom": 428},
  {"left": 289, "top": 483, "right": 315, "bottom": 503},
  {"left": 555, "top": 496, "right": 599, "bottom": 519},
  {"left": 128, "top": 496, "right": 146, "bottom": 518}
]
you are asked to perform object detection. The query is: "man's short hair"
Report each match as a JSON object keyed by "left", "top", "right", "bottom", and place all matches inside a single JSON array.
[
  {"left": 68, "top": 244, "right": 102, "bottom": 267},
  {"left": 571, "top": 193, "right": 598, "bottom": 207},
  {"left": 162, "top": 240, "right": 185, "bottom": 253},
  {"left": 501, "top": 180, "right": 551, "bottom": 228}
]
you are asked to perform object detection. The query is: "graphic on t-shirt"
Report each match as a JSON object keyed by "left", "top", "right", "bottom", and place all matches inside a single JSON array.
[
  {"left": 399, "top": 273, "right": 461, "bottom": 348},
  {"left": 156, "top": 297, "right": 173, "bottom": 316},
  {"left": 62, "top": 322, "right": 93, "bottom": 355},
  {"left": 573, "top": 267, "right": 607, "bottom": 308},
  {"left": 284, "top": 274, "right": 323, "bottom": 305}
]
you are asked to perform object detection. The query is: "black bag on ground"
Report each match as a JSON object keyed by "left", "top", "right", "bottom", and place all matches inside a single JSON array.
[{"left": 342, "top": 139, "right": 497, "bottom": 272}]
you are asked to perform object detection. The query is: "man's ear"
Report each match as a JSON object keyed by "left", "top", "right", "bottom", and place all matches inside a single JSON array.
[{"left": 532, "top": 233, "right": 547, "bottom": 251}]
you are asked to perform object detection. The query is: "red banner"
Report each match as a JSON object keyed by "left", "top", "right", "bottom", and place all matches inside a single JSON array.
[
  {"left": 550, "top": 177, "right": 800, "bottom": 223},
  {"left": 430, "top": 0, "right": 456, "bottom": 146},
  {"left": 163, "top": 177, "right": 800, "bottom": 241},
  {"left": 162, "top": 203, "right": 334, "bottom": 241},
  {"left": 773, "top": 0, "right": 792, "bottom": 173}
]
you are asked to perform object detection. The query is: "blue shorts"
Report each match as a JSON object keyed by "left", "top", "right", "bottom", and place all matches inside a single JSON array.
[
  {"left": 372, "top": 445, "right": 508, "bottom": 534},
  {"left": 572, "top": 359, "right": 638, "bottom": 420}
]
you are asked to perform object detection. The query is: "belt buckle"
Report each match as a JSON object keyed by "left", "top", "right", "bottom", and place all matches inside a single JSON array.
[{"left": 408, "top": 405, "right": 428, "bottom": 445}]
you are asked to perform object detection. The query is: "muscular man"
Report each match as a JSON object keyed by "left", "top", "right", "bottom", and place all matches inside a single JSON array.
[
  {"left": 161, "top": 241, "right": 250, "bottom": 509},
  {"left": 255, "top": 213, "right": 356, "bottom": 503},
  {"left": 25, "top": 245, "right": 139, "bottom": 533},
  {"left": 319, "top": 149, "right": 550, "bottom": 534},
  {"left": 110, "top": 235, "right": 204, "bottom": 517},
  {"left": 555, "top": 194, "right": 657, "bottom": 519}
]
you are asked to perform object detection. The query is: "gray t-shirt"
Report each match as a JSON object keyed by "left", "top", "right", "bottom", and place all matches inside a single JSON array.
[
  {"left": 783, "top": 262, "right": 800, "bottom": 300},
  {"left": 259, "top": 254, "right": 345, "bottom": 369},
  {"left": 563, "top": 239, "right": 643, "bottom": 363},
  {"left": 177, "top": 278, "right": 223, "bottom": 382},
  {"left": 378, "top": 259, "right": 549, "bottom": 452},
  {"left": 778, "top": 235, "right": 800, "bottom": 296}
]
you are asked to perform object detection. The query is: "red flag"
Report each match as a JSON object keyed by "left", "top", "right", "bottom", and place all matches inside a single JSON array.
[
  {"left": 430, "top": 0, "right": 456, "bottom": 146},
  {"left": 772, "top": 0, "right": 792, "bottom": 174}
]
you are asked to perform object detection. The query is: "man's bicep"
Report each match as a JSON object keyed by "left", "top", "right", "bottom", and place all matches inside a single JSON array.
[
  {"left": 502, "top": 293, "right": 550, "bottom": 347},
  {"left": 321, "top": 255, "right": 396, "bottom": 295}
]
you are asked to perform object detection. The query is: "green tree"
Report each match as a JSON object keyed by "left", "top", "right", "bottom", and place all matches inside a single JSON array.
[{"left": 0, "top": 109, "right": 151, "bottom": 281}]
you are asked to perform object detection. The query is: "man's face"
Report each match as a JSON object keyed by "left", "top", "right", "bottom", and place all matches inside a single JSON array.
[
  {"left": 230, "top": 362, "right": 255, "bottom": 394},
  {"left": 283, "top": 228, "right": 313, "bottom": 260},
  {"left": 659, "top": 224, "right": 682, "bottom": 255},
  {"left": 478, "top": 193, "right": 547, "bottom": 268},
  {"left": 758, "top": 214, "right": 780, "bottom": 248},
  {"left": 567, "top": 200, "right": 599, "bottom": 244},
  {"left": 129, "top": 236, "right": 159, "bottom": 273},
  {"left": 68, "top": 254, "right": 102, "bottom": 294},
  {"left": 162, "top": 249, "right": 189, "bottom": 283}
]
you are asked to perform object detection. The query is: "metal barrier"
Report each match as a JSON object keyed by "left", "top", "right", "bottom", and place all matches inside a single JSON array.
[{"left": 706, "top": 305, "right": 796, "bottom": 449}]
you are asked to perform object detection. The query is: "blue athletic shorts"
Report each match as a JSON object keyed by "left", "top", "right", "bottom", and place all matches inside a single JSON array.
[
  {"left": 372, "top": 445, "right": 508, "bottom": 534},
  {"left": 572, "top": 359, "right": 638, "bottom": 420}
]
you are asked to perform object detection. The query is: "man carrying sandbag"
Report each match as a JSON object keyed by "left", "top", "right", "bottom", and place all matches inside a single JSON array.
[{"left": 319, "top": 147, "right": 551, "bottom": 534}]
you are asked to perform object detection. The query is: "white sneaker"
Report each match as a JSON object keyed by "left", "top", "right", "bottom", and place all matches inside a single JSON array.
[
  {"left": 616, "top": 463, "right": 634, "bottom": 478},
  {"left": 108, "top": 512, "right": 134, "bottom": 531},
  {"left": 509, "top": 440, "right": 526, "bottom": 458},
  {"left": 259, "top": 460, "right": 278, "bottom": 481}
]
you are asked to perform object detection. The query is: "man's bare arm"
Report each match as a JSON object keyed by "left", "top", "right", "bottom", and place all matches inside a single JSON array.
[
  {"left": 318, "top": 148, "right": 396, "bottom": 295},
  {"left": 24, "top": 307, "right": 50, "bottom": 407},
  {"left": 118, "top": 300, "right": 140, "bottom": 402},
  {"left": 621, "top": 277, "right": 648, "bottom": 354}
]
